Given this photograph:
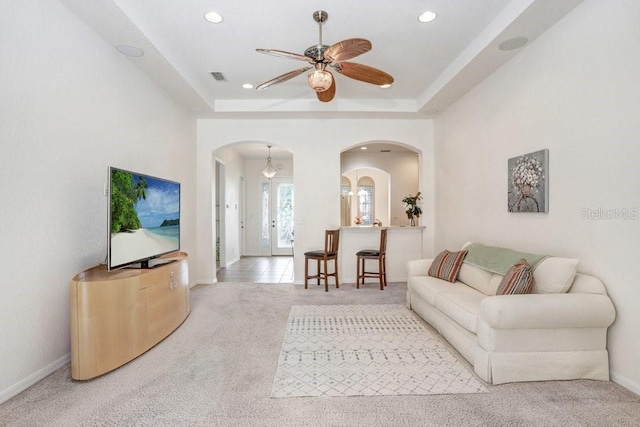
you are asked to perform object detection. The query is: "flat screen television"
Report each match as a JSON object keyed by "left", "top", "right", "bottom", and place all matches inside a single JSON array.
[{"left": 108, "top": 166, "right": 180, "bottom": 270}]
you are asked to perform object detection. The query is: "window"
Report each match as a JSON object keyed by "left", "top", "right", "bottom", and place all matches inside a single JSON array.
[
  {"left": 357, "top": 176, "right": 374, "bottom": 225},
  {"left": 261, "top": 182, "right": 269, "bottom": 248}
]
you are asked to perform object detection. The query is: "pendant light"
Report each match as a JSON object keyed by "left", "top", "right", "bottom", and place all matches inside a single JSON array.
[{"left": 261, "top": 145, "right": 278, "bottom": 179}]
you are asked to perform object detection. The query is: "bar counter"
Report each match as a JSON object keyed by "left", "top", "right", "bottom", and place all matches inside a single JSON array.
[{"left": 339, "top": 226, "right": 425, "bottom": 284}]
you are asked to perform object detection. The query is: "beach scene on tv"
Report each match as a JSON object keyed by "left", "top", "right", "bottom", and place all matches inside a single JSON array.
[{"left": 110, "top": 169, "right": 180, "bottom": 268}]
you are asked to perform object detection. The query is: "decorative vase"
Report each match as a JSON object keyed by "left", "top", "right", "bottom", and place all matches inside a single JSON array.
[{"left": 409, "top": 217, "right": 416, "bottom": 227}]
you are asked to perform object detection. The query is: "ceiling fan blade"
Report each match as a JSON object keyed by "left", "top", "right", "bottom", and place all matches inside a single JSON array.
[
  {"left": 256, "top": 67, "right": 312, "bottom": 91},
  {"left": 317, "top": 75, "right": 336, "bottom": 102},
  {"left": 334, "top": 62, "right": 394, "bottom": 86},
  {"left": 256, "top": 49, "right": 314, "bottom": 63},
  {"left": 324, "top": 38, "right": 371, "bottom": 62}
]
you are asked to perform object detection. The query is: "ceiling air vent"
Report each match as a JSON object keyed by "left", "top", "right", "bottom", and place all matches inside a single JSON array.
[
  {"left": 380, "top": 149, "right": 391, "bottom": 153},
  {"left": 210, "top": 72, "right": 226, "bottom": 82}
]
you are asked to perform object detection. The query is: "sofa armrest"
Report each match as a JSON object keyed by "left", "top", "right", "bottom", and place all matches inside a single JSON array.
[
  {"left": 479, "top": 293, "right": 616, "bottom": 329},
  {"left": 406, "top": 259, "right": 433, "bottom": 278}
]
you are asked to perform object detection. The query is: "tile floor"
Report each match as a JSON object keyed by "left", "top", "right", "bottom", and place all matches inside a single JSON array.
[{"left": 216, "top": 256, "right": 294, "bottom": 283}]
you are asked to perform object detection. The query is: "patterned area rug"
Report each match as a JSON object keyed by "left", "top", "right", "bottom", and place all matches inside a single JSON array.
[{"left": 271, "top": 304, "right": 487, "bottom": 398}]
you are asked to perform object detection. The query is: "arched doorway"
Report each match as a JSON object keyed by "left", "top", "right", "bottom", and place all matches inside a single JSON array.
[{"left": 213, "top": 142, "right": 294, "bottom": 283}]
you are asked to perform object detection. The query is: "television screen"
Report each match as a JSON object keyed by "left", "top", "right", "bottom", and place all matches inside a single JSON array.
[{"left": 108, "top": 167, "right": 180, "bottom": 270}]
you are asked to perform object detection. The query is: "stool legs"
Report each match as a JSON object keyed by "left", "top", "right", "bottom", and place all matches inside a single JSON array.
[
  {"left": 304, "top": 255, "right": 338, "bottom": 292},
  {"left": 304, "top": 257, "right": 309, "bottom": 289},
  {"left": 356, "top": 256, "right": 386, "bottom": 290}
]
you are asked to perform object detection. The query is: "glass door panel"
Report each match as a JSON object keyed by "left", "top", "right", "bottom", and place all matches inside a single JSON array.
[{"left": 271, "top": 178, "right": 294, "bottom": 255}]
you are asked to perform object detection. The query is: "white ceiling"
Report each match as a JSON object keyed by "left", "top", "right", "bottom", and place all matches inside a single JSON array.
[{"left": 60, "top": 0, "right": 583, "bottom": 119}]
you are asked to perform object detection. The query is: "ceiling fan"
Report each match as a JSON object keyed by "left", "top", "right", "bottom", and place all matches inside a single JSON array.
[{"left": 255, "top": 10, "right": 394, "bottom": 102}]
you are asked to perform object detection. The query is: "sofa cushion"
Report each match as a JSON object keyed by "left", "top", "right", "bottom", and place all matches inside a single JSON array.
[
  {"left": 497, "top": 259, "right": 535, "bottom": 295},
  {"left": 408, "top": 276, "right": 469, "bottom": 306},
  {"left": 428, "top": 250, "right": 468, "bottom": 282},
  {"left": 461, "top": 242, "right": 579, "bottom": 294},
  {"left": 457, "top": 263, "right": 493, "bottom": 294},
  {"left": 487, "top": 274, "right": 504, "bottom": 296},
  {"left": 435, "top": 287, "right": 486, "bottom": 334},
  {"left": 532, "top": 257, "right": 579, "bottom": 294}
]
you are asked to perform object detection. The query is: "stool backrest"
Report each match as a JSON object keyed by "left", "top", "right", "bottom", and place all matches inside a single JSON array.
[
  {"left": 325, "top": 229, "right": 340, "bottom": 256},
  {"left": 379, "top": 228, "right": 387, "bottom": 255}
]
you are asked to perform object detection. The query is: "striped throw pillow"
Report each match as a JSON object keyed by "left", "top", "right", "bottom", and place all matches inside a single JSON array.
[
  {"left": 497, "top": 259, "right": 535, "bottom": 295},
  {"left": 428, "top": 250, "right": 468, "bottom": 283}
]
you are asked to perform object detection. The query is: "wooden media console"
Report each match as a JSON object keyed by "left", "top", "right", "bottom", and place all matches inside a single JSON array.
[{"left": 70, "top": 252, "right": 189, "bottom": 380}]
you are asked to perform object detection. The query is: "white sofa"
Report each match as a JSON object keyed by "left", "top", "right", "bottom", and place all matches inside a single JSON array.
[{"left": 406, "top": 243, "right": 616, "bottom": 385}]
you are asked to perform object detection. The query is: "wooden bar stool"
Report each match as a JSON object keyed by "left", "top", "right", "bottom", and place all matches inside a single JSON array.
[
  {"left": 304, "top": 229, "right": 340, "bottom": 292},
  {"left": 356, "top": 228, "right": 387, "bottom": 290}
]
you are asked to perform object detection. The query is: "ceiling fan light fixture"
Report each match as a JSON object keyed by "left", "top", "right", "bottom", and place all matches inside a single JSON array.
[
  {"left": 261, "top": 145, "right": 278, "bottom": 179},
  {"left": 379, "top": 83, "right": 391, "bottom": 89},
  {"left": 307, "top": 69, "right": 333, "bottom": 92}
]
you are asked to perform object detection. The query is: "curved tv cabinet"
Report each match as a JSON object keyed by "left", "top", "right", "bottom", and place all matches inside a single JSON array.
[{"left": 70, "top": 252, "right": 189, "bottom": 380}]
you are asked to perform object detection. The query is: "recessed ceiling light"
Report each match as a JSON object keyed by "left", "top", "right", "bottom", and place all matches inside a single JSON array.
[
  {"left": 418, "top": 11, "right": 437, "bottom": 23},
  {"left": 379, "top": 84, "right": 391, "bottom": 89},
  {"left": 116, "top": 44, "right": 144, "bottom": 57},
  {"left": 242, "top": 83, "right": 254, "bottom": 89},
  {"left": 360, "top": 146, "right": 368, "bottom": 150},
  {"left": 204, "top": 11, "right": 223, "bottom": 24}
]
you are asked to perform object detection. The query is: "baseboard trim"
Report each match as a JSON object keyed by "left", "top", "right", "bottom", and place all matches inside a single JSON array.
[
  {"left": 225, "top": 257, "right": 240, "bottom": 267},
  {"left": 192, "top": 280, "right": 216, "bottom": 287},
  {"left": 611, "top": 370, "right": 640, "bottom": 396},
  {"left": 0, "top": 353, "right": 70, "bottom": 404}
]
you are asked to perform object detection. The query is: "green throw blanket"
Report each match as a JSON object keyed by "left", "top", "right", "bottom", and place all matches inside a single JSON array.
[{"left": 463, "top": 243, "right": 548, "bottom": 275}]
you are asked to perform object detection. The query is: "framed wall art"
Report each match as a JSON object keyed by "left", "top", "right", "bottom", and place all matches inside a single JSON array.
[{"left": 507, "top": 149, "right": 548, "bottom": 213}]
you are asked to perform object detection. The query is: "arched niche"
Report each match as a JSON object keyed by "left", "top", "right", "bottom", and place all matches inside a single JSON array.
[
  {"left": 341, "top": 168, "right": 390, "bottom": 226},
  {"left": 341, "top": 142, "right": 420, "bottom": 227}
]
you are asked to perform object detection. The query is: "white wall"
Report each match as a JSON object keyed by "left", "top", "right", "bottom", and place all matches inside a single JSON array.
[
  {"left": 213, "top": 148, "right": 244, "bottom": 266},
  {"left": 434, "top": 0, "right": 640, "bottom": 391},
  {"left": 197, "top": 118, "right": 434, "bottom": 284},
  {"left": 0, "top": 1, "right": 197, "bottom": 402}
]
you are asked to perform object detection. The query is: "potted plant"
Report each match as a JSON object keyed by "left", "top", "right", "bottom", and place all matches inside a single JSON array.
[{"left": 402, "top": 192, "right": 422, "bottom": 226}]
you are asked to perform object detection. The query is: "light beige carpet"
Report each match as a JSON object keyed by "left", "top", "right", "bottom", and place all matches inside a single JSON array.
[
  {"left": 272, "top": 304, "right": 486, "bottom": 397},
  {"left": 1, "top": 281, "right": 639, "bottom": 426}
]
